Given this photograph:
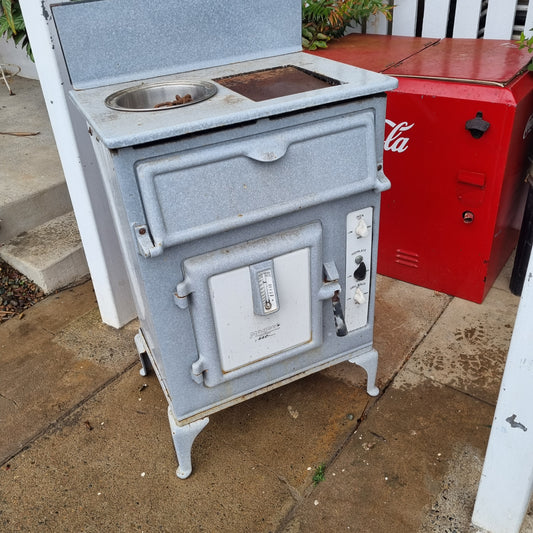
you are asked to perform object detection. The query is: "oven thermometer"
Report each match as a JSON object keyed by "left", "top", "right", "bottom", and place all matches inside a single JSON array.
[
  {"left": 250, "top": 261, "right": 279, "bottom": 315},
  {"left": 259, "top": 269, "right": 279, "bottom": 313}
]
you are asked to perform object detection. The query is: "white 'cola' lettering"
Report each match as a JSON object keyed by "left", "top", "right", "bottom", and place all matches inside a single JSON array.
[{"left": 384, "top": 119, "right": 414, "bottom": 153}]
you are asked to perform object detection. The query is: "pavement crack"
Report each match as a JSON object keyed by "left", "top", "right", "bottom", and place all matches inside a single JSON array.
[
  {"left": 0, "top": 359, "right": 138, "bottom": 468},
  {"left": 369, "top": 430, "right": 387, "bottom": 442},
  {"left": 0, "top": 392, "right": 19, "bottom": 408},
  {"left": 380, "top": 295, "right": 454, "bottom": 397},
  {"left": 221, "top": 443, "right": 303, "bottom": 502},
  {"left": 277, "top": 474, "right": 302, "bottom": 502},
  {"left": 39, "top": 326, "right": 56, "bottom": 336}
]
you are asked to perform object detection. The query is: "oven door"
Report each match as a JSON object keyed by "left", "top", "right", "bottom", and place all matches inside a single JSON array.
[{"left": 175, "top": 222, "right": 329, "bottom": 387}]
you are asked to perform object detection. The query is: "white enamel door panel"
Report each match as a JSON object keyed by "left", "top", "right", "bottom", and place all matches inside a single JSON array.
[{"left": 209, "top": 248, "right": 311, "bottom": 373}]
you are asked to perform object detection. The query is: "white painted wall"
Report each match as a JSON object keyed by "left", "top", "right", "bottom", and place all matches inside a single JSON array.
[
  {"left": 17, "top": 0, "right": 136, "bottom": 328},
  {"left": 0, "top": 36, "right": 37, "bottom": 79}
]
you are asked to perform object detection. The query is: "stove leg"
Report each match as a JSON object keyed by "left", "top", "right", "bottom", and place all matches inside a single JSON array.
[
  {"left": 349, "top": 348, "right": 379, "bottom": 397},
  {"left": 138, "top": 351, "right": 152, "bottom": 377},
  {"left": 134, "top": 331, "right": 152, "bottom": 377},
  {"left": 167, "top": 406, "right": 209, "bottom": 479}
]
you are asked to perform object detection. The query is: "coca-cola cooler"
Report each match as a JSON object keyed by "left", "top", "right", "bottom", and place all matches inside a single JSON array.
[{"left": 313, "top": 36, "right": 533, "bottom": 303}]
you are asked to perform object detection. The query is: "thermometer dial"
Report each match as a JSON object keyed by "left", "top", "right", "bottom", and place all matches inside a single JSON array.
[
  {"left": 250, "top": 260, "right": 280, "bottom": 316},
  {"left": 258, "top": 269, "right": 279, "bottom": 314}
]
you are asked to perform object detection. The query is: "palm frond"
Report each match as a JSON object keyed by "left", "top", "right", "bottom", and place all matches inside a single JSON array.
[{"left": 1, "top": 0, "right": 16, "bottom": 34}]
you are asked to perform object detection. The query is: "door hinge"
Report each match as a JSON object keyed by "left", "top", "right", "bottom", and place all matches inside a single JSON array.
[{"left": 133, "top": 223, "right": 163, "bottom": 257}]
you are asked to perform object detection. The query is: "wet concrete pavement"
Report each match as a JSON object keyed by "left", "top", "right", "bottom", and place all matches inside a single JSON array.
[{"left": 0, "top": 259, "right": 529, "bottom": 532}]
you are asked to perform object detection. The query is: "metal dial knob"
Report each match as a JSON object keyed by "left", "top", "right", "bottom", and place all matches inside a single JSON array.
[
  {"left": 355, "top": 218, "right": 369, "bottom": 238},
  {"left": 353, "top": 261, "right": 367, "bottom": 281},
  {"left": 353, "top": 288, "right": 366, "bottom": 305}
]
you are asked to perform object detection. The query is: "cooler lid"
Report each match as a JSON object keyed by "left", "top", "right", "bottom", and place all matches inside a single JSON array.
[
  {"left": 311, "top": 34, "right": 439, "bottom": 72},
  {"left": 386, "top": 38, "right": 533, "bottom": 86}
]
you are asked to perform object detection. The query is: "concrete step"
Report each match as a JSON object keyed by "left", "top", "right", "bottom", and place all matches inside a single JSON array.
[
  {"left": 0, "top": 75, "right": 72, "bottom": 243},
  {"left": 0, "top": 74, "right": 86, "bottom": 293},
  {"left": 0, "top": 212, "right": 90, "bottom": 294}
]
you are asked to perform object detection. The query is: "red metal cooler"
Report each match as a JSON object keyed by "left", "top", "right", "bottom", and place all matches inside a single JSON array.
[{"left": 313, "top": 35, "right": 533, "bottom": 303}]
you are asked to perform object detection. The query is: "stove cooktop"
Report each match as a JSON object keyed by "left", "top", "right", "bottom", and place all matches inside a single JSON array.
[{"left": 70, "top": 52, "right": 397, "bottom": 149}]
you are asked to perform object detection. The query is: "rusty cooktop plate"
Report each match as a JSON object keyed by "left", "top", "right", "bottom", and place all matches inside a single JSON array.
[{"left": 215, "top": 65, "right": 341, "bottom": 101}]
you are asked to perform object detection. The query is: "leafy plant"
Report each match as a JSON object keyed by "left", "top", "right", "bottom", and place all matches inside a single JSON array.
[
  {"left": 0, "top": 0, "right": 33, "bottom": 61},
  {"left": 518, "top": 30, "right": 533, "bottom": 71},
  {"left": 302, "top": 0, "right": 393, "bottom": 50},
  {"left": 312, "top": 463, "right": 326, "bottom": 485}
]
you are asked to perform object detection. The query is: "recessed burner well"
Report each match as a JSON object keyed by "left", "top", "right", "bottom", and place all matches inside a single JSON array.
[
  {"left": 105, "top": 81, "right": 217, "bottom": 112},
  {"left": 215, "top": 65, "right": 341, "bottom": 101}
]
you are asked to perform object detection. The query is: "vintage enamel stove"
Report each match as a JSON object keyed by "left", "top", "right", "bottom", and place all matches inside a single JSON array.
[{"left": 52, "top": 0, "right": 397, "bottom": 478}]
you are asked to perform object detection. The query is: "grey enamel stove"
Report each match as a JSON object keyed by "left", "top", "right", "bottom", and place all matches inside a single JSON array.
[{"left": 53, "top": 0, "right": 397, "bottom": 478}]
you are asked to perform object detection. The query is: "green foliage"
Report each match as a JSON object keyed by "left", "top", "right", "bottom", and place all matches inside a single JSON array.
[
  {"left": 312, "top": 463, "right": 326, "bottom": 485},
  {"left": 518, "top": 30, "right": 533, "bottom": 71},
  {"left": 302, "top": 0, "right": 393, "bottom": 50},
  {"left": 0, "top": 0, "right": 33, "bottom": 61}
]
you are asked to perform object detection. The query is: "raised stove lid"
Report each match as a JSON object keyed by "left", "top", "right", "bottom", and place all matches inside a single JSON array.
[
  {"left": 386, "top": 38, "right": 533, "bottom": 86},
  {"left": 69, "top": 53, "right": 398, "bottom": 149},
  {"left": 52, "top": 0, "right": 302, "bottom": 90}
]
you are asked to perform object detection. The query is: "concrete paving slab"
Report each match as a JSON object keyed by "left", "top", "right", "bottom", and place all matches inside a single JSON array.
[
  {"left": 0, "top": 281, "right": 138, "bottom": 463},
  {"left": 0, "top": 254, "right": 525, "bottom": 531},
  {"left": 0, "top": 361, "right": 371, "bottom": 532},
  {"left": 278, "top": 376, "right": 495, "bottom": 533},
  {"left": 492, "top": 248, "right": 515, "bottom": 292},
  {"left": 399, "top": 284, "right": 519, "bottom": 405}
]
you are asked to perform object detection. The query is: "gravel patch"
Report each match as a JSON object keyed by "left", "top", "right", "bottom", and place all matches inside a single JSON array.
[{"left": 0, "top": 259, "right": 45, "bottom": 323}]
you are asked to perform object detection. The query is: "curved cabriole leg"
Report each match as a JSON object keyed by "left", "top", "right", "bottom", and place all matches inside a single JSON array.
[
  {"left": 167, "top": 406, "right": 209, "bottom": 479},
  {"left": 349, "top": 348, "right": 379, "bottom": 397},
  {"left": 134, "top": 332, "right": 152, "bottom": 377},
  {"left": 138, "top": 351, "right": 152, "bottom": 377}
]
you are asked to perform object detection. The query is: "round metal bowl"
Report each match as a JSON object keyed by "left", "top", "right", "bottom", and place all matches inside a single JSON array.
[{"left": 104, "top": 80, "right": 217, "bottom": 111}]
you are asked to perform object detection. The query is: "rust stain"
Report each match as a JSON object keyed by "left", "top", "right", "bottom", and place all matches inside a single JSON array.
[{"left": 215, "top": 65, "right": 340, "bottom": 102}]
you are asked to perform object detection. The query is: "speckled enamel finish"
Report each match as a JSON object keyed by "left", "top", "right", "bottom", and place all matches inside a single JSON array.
[{"left": 53, "top": 0, "right": 397, "bottom": 478}]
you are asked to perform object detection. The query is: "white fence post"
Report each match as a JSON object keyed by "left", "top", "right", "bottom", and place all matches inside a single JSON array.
[
  {"left": 374, "top": 0, "right": 530, "bottom": 39},
  {"left": 365, "top": 11, "right": 389, "bottom": 35},
  {"left": 18, "top": 0, "right": 136, "bottom": 328},
  {"left": 472, "top": 245, "right": 533, "bottom": 532},
  {"left": 484, "top": 0, "right": 519, "bottom": 39},
  {"left": 453, "top": 0, "right": 483, "bottom": 38},
  {"left": 523, "top": 0, "right": 533, "bottom": 38},
  {"left": 390, "top": 0, "right": 419, "bottom": 36},
  {"left": 421, "top": 0, "right": 451, "bottom": 38}
]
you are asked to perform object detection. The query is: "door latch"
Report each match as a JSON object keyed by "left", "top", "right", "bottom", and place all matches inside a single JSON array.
[{"left": 319, "top": 262, "right": 348, "bottom": 337}]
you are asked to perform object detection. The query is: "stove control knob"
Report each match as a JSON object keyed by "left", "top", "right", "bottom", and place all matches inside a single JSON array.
[
  {"left": 353, "top": 259, "right": 367, "bottom": 281},
  {"left": 355, "top": 218, "right": 369, "bottom": 238},
  {"left": 353, "top": 288, "right": 366, "bottom": 305}
]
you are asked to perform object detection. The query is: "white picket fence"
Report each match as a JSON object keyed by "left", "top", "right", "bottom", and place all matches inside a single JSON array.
[{"left": 362, "top": 0, "right": 533, "bottom": 40}]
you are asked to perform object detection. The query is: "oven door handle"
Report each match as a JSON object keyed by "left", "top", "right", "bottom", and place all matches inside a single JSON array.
[{"left": 243, "top": 139, "right": 289, "bottom": 162}]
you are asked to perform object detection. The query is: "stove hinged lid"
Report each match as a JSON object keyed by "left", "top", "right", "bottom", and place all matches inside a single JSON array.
[{"left": 51, "top": 0, "right": 302, "bottom": 90}]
